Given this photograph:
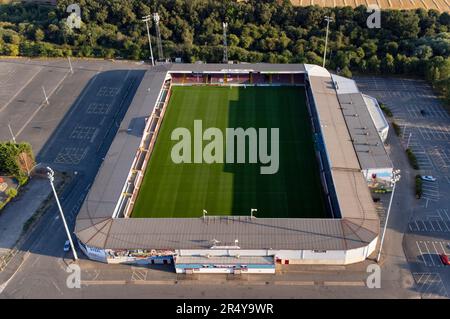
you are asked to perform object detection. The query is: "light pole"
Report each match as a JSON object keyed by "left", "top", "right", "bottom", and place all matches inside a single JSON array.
[
  {"left": 222, "top": 22, "right": 228, "bottom": 64},
  {"left": 46, "top": 167, "right": 78, "bottom": 260},
  {"left": 7, "top": 123, "right": 16, "bottom": 143},
  {"left": 376, "top": 169, "right": 401, "bottom": 263},
  {"left": 322, "top": 16, "right": 333, "bottom": 68},
  {"left": 142, "top": 15, "right": 155, "bottom": 66},
  {"left": 406, "top": 132, "right": 412, "bottom": 149},
  {"left": 42, "top": 86, "right": 49, "bottom": 105},
  {"left": 68, "top": 56, "right": 73, "bottom": 74}
]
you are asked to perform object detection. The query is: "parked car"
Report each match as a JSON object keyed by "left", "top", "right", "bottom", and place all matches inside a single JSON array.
[
  {"left": 63, "top": 240, "right": 70, "bottom": 252},
  {"left": 439, "top": 254, "right": 450, "bottom": 266},
  {"left": 420, "top": 175, "right": 437, "bottom": 182}
]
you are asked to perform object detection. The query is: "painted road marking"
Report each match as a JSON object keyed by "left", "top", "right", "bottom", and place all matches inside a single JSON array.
[
  {"left": 86, "top": 102, "right": 112, "bottom": 115},
  {"left": 15, "top": 71, "right": 70, "bottom": 139},
  {"left": 131, "top": 267, "right": 147, "bottom": 281},
  {"left": 410, "top": 209, "right": 450, "bottom": 233},
  {"left": 97, "top": 87, "right": 120, "bottom": 97},
  {"left": 415, "top": 240, "right": 450, "bottom": 267},
  {"left": 413, "top": 273, "right": 448, "bottom": 299},
  {"left": 54, "top": 147, "right": 88, "bottom": 165},
  {"left": 69, "top": 125, "right": 98, "bottom": 140}
]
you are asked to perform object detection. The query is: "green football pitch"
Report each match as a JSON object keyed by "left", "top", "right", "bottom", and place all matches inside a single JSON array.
[{"left": 131, "top": 86, "right": 327, "bottom": 218}]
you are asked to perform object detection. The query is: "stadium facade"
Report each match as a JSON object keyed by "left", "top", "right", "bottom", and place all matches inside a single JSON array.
[{"left": 75, "top": 63, "right": 391, "bottom": 273}]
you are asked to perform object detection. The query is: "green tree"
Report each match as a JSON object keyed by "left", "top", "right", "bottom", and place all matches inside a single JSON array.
[{"left": 34, "top": 28, "right": 45, "bottom": 42}]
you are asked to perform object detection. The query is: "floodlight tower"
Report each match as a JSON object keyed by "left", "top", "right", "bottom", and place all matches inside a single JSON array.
[
  {"left": 153, "top": 12, "right": 164, "bottom": 61},
  {"left": 47, "top": 167, "right": 78, "bottom": 261},
  {"left": 322, "top": 16, "right": 333, "bottom": 68},
  {"left": 222, "top": 22, "right": 228, "bottom": 64},
  {"left": 376, "top": 169, "right": 401, "bottom": 263},
  {"left": 141, "top": 15, "right": 155, "bottom": 66}
]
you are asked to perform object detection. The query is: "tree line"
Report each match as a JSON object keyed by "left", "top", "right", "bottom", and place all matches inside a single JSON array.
[
  {"left": 0, "top": 142, "right": 34, "bottom": 186},
  {"left": 0, "top": 0, "right": 449, "bottom": 101}
]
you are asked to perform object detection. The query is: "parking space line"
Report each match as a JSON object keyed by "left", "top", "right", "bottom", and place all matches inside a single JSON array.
[
  {"left": 417, "top": 241, "right": 432, "bottom": 266},
  {"left": 429, "top": 221, "right": 435, "bottom": 232},
  {"left": 433, "top": 221, "right": 442, "bottom": 232},
  {"left": 423, "top": 241, "right": 435, "bottom": 266},
  {"left": 0, "top": 65, "right": 42, "bottom": 113},
  {"left": 413, "top": 272, "right": 448, "bottom": 298},
  {"left": 438, "top": 242, "right": 448, "bottom": 255},
  {"left": 418, "top": 220, "right": 426, "bottom": 231},
  {"left": 15, "top": 71, "right": 70, "bottom": 139}
]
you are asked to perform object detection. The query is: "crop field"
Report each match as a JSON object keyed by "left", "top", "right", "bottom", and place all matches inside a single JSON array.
[
  {"left": 289, "top": 0, "right": 450, "bottom": 12},
  {"left": 131, "top": 86, "right": 328, "bottom": 219}
]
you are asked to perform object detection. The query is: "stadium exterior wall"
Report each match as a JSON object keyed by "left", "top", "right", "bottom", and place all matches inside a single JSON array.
[
  {"left": 80, "top": 235, "right": 378, "bottom": 266},
  {"left": 362, "top": 167, "right": 394, "bottom": 183}
]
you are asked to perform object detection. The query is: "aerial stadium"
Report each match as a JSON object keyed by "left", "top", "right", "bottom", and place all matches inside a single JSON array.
[{"left": 75, "top": 63, "right": 392, "bottom": 274}]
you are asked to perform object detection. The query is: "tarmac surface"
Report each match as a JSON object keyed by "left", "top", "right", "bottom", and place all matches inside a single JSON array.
[{"left": 355, "top": 76, "right": 450, "bottom": 299}]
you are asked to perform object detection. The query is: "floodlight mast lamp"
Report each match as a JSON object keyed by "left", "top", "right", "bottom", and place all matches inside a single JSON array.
[
  {"left": 153, "top": 13, "right": 164, "bottom": 61},
  {"left": 322, "top": 16, "right": 333, "bottom": 68},
  {"left": 46, "top": 167, "right": 78, "bottom": 261},
  {"left": 142, "top": 15, "right": 155, "bottom": 66},
  {"left": 376, "top": 169, "right": 401, "bottom": 263},
  {"left": 223, "top": 22, "right": 228, "bottom": 64}
]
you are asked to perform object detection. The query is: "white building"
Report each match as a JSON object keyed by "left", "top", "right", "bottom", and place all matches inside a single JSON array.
[{"left": 331, "top": 74, "right": 389, "bottom": 142}]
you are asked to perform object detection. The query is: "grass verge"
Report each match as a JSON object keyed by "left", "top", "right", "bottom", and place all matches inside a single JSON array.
[
  {"left": 379, "top": 102, "right": 393, "bottom": 117},
  {"left": 406, "top": 148, "right": 420, "bottom": 170},
  {"left": 415, "top": 174, "right": 422, "bottom": 199}
]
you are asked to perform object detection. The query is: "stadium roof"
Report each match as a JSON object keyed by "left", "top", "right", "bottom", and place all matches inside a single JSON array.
[
  {"left": 362, "top": 94, "right": 389, "bottom": 135},
  {"left": 330, "top": 74, "right": 360, "bottom": 94},
  {"left": 337, "top": 93, "right": 392, "bottom": 170},
  {"left": 166, "top": 63, "right": 306, "bottom": 73},
  {"left": 75, "top": 63, "right": 379, "bottom": 252}
]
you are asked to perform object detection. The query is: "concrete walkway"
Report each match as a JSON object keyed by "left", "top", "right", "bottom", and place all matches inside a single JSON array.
[{"left": 0, "top": 177, "right": 51, "bottom": 258}]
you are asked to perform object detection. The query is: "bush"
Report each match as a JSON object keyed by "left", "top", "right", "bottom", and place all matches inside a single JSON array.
[
  {"left": 415, "top": 174, "right": 422, "bottom": 199},
  {"left": 17, "top": 174, "right": 28, "bottom": 186},
  {"left": 0, "top": 142, "right": 34, "bottom": 182},
  {"left": 5, "top": 187, "right": 17, "bottom": 198},
  {"left": 406, "top": 148, "right": 420, "bottom": 169},
  {"left": 379, "top": 103, "right": 393, "bottom": 117}
]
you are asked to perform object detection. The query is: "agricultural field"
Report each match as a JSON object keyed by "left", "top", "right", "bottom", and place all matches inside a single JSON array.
[
  {"left": 289, "top": 0, "right": 450, "bottom": 12},
  {"left": 132, "top": 86, "right": 328, "bottom": 219}
]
